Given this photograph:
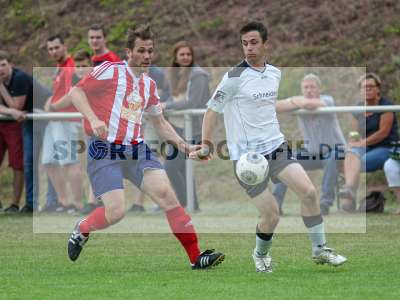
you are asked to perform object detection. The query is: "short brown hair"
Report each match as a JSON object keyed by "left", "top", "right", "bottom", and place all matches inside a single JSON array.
[
  {"left": 126, "top": 24, "right": 153, "bottom": 49},
  {"left": 74, "top": 50, "right": 91, "bottom": 63},
  {"left": 0, "top": 50, "right": 11, "bottom": 62},
  {"left": 47, "top": 34, "right": 64, "bottom": 44},
  {"left": 358, "top": 72, "right": 382, "bottom": 89},
  {"left": 89, "top": 24, "right": 106, "bottom": 37}
]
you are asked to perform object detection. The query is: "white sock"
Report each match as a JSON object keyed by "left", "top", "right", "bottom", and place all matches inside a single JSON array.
[
  {"left": 254, "top": 235, "right": 272, "bottom": 257},
  {"left": 308, "top": 222, "right": 327, "bottom": 256}
]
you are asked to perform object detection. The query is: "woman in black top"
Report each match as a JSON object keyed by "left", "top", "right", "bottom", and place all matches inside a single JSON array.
[{"left": 340, "top": 73, "right": 398, "bottom": 211}]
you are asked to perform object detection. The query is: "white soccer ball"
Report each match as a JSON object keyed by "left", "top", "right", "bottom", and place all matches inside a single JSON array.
[{"left": 236, "top": 152, "right": 269, "bottom": 185}]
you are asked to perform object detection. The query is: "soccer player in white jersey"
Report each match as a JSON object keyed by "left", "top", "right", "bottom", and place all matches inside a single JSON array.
[
  {"left": 190, "top": 21, "right": 347, "bottom": 272},
  {"left": 66, "top": 24, "right": 224, "bottom": 270}
]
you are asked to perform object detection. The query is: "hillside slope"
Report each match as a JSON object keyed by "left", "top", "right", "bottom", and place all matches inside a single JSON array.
[{"left": 1, "top": 0, "right": 399, "bottom": 99}]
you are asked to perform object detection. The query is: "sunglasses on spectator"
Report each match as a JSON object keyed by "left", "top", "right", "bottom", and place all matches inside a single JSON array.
[{"left": 361, "top": 84, "right": 378, "bottom": 89}]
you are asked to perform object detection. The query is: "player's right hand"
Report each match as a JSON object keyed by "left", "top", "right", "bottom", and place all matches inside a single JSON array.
[
  {"left": 90, "top": 119, "right": 108, "bottom": 140},
  {"left": 189, "top": 144, "right": 213, "bottom": 161}
]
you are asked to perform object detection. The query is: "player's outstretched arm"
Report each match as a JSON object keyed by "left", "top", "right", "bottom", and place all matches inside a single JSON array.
[
  {"left": 149, "top": 113, "right": 200, "bottom": 154},
  {"left": 189, "top": 108, "right": 218, "bottom": 161},
  {"left": 70, "top": 87, "right": 107, "bottom": 138}
]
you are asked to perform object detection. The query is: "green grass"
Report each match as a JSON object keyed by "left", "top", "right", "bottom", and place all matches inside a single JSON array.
[{"left": 1, "top": 214, "right": 400, "bottom": 300}]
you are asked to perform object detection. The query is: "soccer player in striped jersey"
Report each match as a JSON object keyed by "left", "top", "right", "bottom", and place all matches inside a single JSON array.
[
  {"left": 67, "top": 24, "right": 224, "bottom": 270},
  {"left": 190, "top": 21, "right": 347, "bottom": 272}
]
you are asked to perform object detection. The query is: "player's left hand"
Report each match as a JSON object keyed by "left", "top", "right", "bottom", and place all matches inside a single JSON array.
[
  {"left": 189, "top": 144, "right": 213, "bottom": 161},
  {"left": 90, "top": 118, "right": 108, "bottom": 140},
  {"left": 185, "top": 143, "right": 201, "bottom": 154}
]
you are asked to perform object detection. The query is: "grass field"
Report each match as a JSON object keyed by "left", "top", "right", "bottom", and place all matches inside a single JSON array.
[{"left": 1, "top": 213, "right": 399, "bottom": 300}]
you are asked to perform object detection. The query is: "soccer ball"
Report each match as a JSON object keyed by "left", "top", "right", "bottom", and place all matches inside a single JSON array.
[{"left": 236, "top": 152, "right": 269, "bottom": 185}]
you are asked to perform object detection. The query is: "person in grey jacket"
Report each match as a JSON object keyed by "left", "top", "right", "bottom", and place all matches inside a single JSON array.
[
  {"left": 273, "top": 74, "right": 346, "bottom": 215},
  {"left": 162, "top": 41, "right": 210, "bottom": 210}
]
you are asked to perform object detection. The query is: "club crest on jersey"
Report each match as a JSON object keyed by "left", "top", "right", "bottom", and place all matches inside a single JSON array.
[
  {"left": 213, "top": 90, "right": 226, "bottom": 104},
  {"left": 127, "top": 89, "right": 143, "bottom": 104},
  {"left": 121, "top": 89, "right": 142, "bottom": 121}
]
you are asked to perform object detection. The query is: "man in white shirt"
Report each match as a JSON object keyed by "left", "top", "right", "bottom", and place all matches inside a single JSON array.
[{"left": 190, "top": 21, "right": 347, "bottom": 272}]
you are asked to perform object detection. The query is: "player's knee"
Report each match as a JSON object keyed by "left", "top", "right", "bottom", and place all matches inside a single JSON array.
[
  {"left": 260, "top": 208, "right": 280, "bottom": 228},
  {"left": 107, "top": 205, "right": 125, "bottom": 224},
  {"left": 68, "top": 164, "right": 82, "bottom": 177},
  {"left": 267, "top": 213, "right": 280, "bottom": 228},
  {"left": 302, "top": 185, "right": 318, "bottom": 205},
  {"left": 153, "top": 185, "right": 178, "bottom": 210}
]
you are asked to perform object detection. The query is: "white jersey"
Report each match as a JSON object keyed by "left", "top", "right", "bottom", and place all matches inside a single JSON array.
[{"left": 207, "top": 60, "right": 284, "bottom": 160}]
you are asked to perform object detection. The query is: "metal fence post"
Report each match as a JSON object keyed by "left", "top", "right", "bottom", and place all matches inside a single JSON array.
[{"left": 184, "top": 111, "right": 195, "bottom": 212}]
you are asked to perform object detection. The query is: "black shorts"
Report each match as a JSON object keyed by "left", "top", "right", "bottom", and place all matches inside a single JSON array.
[{"left": 233, "top": 142, "right": 297, "bottom": 198}]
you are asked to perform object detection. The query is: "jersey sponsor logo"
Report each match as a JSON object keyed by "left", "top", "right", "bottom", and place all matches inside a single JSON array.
[
  {"left": 253, "top": 91, "right": 277, "bottom": 100},
  {"left": 121, "top": 89, "right": 143, "bottom": 122},
  {"left": 213, "top": 90, "right": 226, "bottom": 104}
]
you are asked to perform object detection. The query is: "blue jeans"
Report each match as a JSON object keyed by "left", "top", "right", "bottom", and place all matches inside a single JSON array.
[
  {"left": 272, "top": 148, "right": 342, "bottom": 209},
  {"left": 25, "top": 120, "right": 58, "bottom": 209},
  {"left": 348, "top": 146, "right": 390, "bottom": 172},
  {"left": 23, "top": 121, "right": 34, "bottom": 208}
]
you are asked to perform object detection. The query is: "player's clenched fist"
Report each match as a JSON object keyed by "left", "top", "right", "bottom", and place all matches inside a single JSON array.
[
  {"left": 90, "top": 118, "right": 108, "bottom": 139},
  {"left": 189, "top": 144, "right": 213, "bottom": 161}
]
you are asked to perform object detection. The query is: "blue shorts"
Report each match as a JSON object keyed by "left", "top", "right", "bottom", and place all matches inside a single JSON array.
[{"left": 87, "top": 138, "right": 164, "bottom": 199}]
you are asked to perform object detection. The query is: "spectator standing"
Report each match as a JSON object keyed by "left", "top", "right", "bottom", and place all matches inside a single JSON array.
[
  {"left": 88, "top": 24, "right": 120, "bottom": 67},
  {"left": 0, "top": 50, "right": 25, "bottom": 213},
  {"left": 80, "top": 25, "right": 122, "bottom": 214},
  {"left": 42, "top": 35, "right": 84, "bottom": 212},
  {"left": 48, "top": 50, "right": 95, "bottom": 214},
  {"left": 162, "top": 41, "right": 210, "bottom": 210},
  {"left": 273, "top": 74, "right": 346, "bottom": 215}
]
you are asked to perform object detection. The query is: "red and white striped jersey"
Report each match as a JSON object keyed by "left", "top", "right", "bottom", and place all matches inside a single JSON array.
[{"left": 76, "top": 61, "right": 162, "bottom": 145}]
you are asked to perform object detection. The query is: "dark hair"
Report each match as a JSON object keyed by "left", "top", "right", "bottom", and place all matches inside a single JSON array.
[
  {"left": 89, "top": 24, "right": 106, "bottom": 37},
  {"left": 126, "top": 24, "right": 153, "bottom": 49},
  {"left": 74, "top": 50, "right": 91, "bottom": 62},
  {"left": 169, "top": 41, "right": 195, "bottom": 96},
  {"left": 0, "top": 50, "right": 11, "bottom": 62},
  {"left": 47, "top": 34, "right": 64, "bottom": 44},
  {"left": 240, "top": 21, "right": 268, "bottom": 42},
  {"left": 358, "top": 72, "right": 382, "bottom": 89}
]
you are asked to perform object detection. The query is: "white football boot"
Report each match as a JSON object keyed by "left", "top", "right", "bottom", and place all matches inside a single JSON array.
[{"left": 313, "top": 246, "right": 347, "bottom": 266}]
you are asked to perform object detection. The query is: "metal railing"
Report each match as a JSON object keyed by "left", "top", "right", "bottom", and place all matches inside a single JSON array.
[{"left": 1, "top": 105, "right": 400, "bottom": 212}]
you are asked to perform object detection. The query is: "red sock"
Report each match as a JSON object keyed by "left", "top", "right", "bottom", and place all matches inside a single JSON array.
[
  {"left": 79, "top": 207, "right": 109, "bottom": 236},
  {"left": 165, "top": 206, "right": 201, "bottom": 264}
]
